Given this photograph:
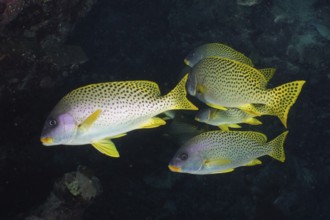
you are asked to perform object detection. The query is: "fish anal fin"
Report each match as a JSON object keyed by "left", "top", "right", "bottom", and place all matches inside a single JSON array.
[
  {"left": 239, "top": 104, "right": 261, "bottom": 116},
  {"left": 206, "top": 102, "right": 227, "bottom": 111},
  {"left": 245, "top": 117, "right": 262, "bottom": 125},
  {"left": 228, "top": 124, "right": 242, "bottom": 128},
  {"left": 244, "top": 159, "right": 262, "bottom": 166},
  {"left": 219, "top": 125, "right": 229, "bottom": 131},
  {"left": 91, "top": 139, "right": 119, "bottom": 158},
  {"left": 78, "top": 109, "right": 102, "bottom": 132},
  {"left": 110, "top": 133, "right": 127, "bottom": 139},
  {"left": 211, "top": 168, "right": 234, "bottom": 174},
  {"left": 139, "top": 117, "right": 166, "bottom": 129}
]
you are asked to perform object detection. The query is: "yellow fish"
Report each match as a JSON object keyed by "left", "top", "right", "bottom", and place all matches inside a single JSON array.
[
  {"left": 40, "top": 74, "right": 198, "bottom": 157},
  {"left": 169, "top": 130, "right": 288, "bottom": 175},
  {"left": 184, "top": 43, "right": 254, "bottom": 67},
  {"left": 195, "top": 107, "right": 263, "bottom": 131},
  {"left": 186, "top": 57, "right": 305, "bottom": 127}
]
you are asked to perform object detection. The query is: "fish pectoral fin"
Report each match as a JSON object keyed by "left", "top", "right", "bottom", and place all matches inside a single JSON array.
[
  {"left": 218, "top": 125, "right": 229, "bottom": 131},
  {"left": 91, "top": 139, "right": 120, "bottom": 158},
  {"left": 244, "top": 159, "right": 262, "bottom": 166},
  {"left": 211, "top": 168, "right": 234, "bottom": 174},
  {"left": 78, "top": 109, "right": 102, "bottom": 132},
  {"left": 196, "top": 85, "right": 207, "bottom": 94},
  {"left": 206, "top": 102, "right": 228, "bottom": 111},
  {"left": 204, "top": 158, "right": 231, "bottom": 167},
  {"left": 238, "top": 104, "right": 261, "bottom": 116},
  {"left": 139, "top": 117, "right": 166, "bottom": 129},
  {"left": 245, "top": 117, "right": 262, "bottom": 125}
]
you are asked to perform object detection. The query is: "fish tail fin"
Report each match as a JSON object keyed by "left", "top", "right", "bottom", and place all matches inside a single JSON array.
[
  {"left": 266, "top": 131, "right": 289, "bottom": 162},
  {"left": 266, "top": 80, "right": 305, "bottom": 127},
  {"left": 165, "top": 74, "right": 198, "bottom": 111}
]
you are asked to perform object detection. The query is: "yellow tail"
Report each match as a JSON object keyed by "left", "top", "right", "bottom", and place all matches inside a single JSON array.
[
  {"left": 165, "top": 74, "right": 198, "bottom": 111},
  {"left": 265, "top": 80, "right": 305, "bottom": 128},
  {"left": 266, "top": 131, "right": 288, "bottom": 162}
]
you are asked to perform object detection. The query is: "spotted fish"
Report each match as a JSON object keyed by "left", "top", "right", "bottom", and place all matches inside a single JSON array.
[
  {"left": 184, "top": 43, "right": 254, "bottom": 67},
  {"left": 168, "top": 130, "right": 288, "bottom": 175},
  {"left": 186, "top": 57, "right": 305, "bottom": 127},
  {"left": 40, "top": 74, "right": 198, "bottom": 157}
]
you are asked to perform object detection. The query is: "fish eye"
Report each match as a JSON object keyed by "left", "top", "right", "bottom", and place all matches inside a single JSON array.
[
  {"left": 179, "top": 152, "right": 188, "bottom": 161},
  {"left": 48, "top": 119, "right": 57, "bottom": 127}
]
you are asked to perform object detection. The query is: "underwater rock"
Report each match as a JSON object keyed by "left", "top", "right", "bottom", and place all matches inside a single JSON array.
[
  {"left": 25, "top": 166, "right": 102, "bottom": 220},
  {"left": 0, "top": 0, "right": 24, "bottom": 28}
]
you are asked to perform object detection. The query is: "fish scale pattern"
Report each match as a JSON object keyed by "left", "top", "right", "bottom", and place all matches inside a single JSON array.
[{"left": 59, "top": 80, "right": 165, "bottom": 126}]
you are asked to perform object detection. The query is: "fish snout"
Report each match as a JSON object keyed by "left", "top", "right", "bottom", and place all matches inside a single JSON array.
[
  {"left": 40, "top": 137, "right": 54, "bottom": 145},
  {"left": 168, "top": 164, "right": 182, "bottom": 173}
]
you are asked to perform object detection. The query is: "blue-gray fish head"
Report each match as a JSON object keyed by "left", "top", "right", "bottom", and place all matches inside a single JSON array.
[
  {"left": 186, "top": 73, "right": 198, "bottom": 97},
  {"left": 184, "top": 51, "right": 204, "bottom": 67},
  {"left": 168, "top": 142, "right": 204, "bottom": 174},
  {"left": 40, "top": 112, "right": 77, "bottom": 146},
  {"left": 195, "top": 108, "right": 212, "bottom": 123}
]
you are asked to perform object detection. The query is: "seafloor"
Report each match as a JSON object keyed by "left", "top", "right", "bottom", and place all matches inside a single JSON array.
[{"left": 1, "top": 0, "right": 329, "bottom": 219}]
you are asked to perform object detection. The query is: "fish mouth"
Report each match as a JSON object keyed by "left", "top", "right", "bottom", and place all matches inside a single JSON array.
[
  {"left": 40, "top": 137, "right": 54, "bottom": 145},
  {"left": 168, "top": 165, "right": 182, "bottom": 172}
]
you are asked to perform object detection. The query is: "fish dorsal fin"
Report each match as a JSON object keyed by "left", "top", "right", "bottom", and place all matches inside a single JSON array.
[
  {"left": 206, "top": 102, "right": 228, "bottom": 111},
  {"left": 139, "top": 117, "right": 166, "bottom": 129},
  {"left": 238, "top": 104, "right": 261, "bottom": 116},
  {"left": 204, "top": 158, "right": 231, "bottom": 167},
  {"left": 258, "top": 68, "right": 276, "bottom": 84},
  {"left": 91, "top": 139, "right": 119, "bottom": 157},
  {"left": 78, "top": 109, "right": 102, "bottom": 132},
  {"left": 211, "top": 168, "right": 234, "bottom": 174},
  {"left": 242, "top": 131, "right": 268, "bottom": 144},
  {"left": 133, "top": 81, "right": 161, "bottom": 97},
  {"left": 244, "top": 159, "right": 262, "bottom": 166}
]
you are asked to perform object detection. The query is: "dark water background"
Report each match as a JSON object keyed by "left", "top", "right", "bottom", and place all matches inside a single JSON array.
[{"left": 1, "top": 0, "right": 329, "bottom": 219}]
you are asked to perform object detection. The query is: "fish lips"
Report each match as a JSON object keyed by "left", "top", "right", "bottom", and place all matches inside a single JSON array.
[
  {"left": 40, "top": 137, "right": 54, "bottom": 145},
  {"left": 168, "top": 164, "right": 182, "bottom": 173}
]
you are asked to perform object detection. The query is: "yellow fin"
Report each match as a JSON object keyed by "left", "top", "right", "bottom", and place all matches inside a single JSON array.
[
  {"left": 205, "top": 158, "right": 231, "bottom": 167},
  {"left": 238, "top": 104, "right": 261, "bottom": 116},
  {"left": 258, "top": 68, "right": 276, "bottom": 84},
  {"left": 267, "top": 131, "right": 288, "bottom": 162},
  {"left": 267, "top": 81, "right": 305, "bottom": 128},
  {"left": 211, "top": 168, "right": 234, "bottom": 174},
  {"left": 91, "top": 139, "right": 119, "bottom": 158},
  {"left": 228, "top": 124, "right": 242, "bottom": 128},
  {"left": 78, "top": 109, "right": 102, "bottom": 132},
  {"left": 165, "top": 74, "right": 198, "bottom": 111},
  {"left": 244, "top": 159, "right": 262, "bottom": 166},
  {"left": 218, "top": 125, "right": 229, "bottom": 131},
  {"left": 139, "top": 117, "right": 166, "bottom": 129},
  {"left": 206, "top": 102, "right": 228, "bottom": 111},
  {"left": 110, "top": 133, "right": 127, "bottom": 139},
  {"left": 245, "top": 117, "right": 262, "bottom": 125}
]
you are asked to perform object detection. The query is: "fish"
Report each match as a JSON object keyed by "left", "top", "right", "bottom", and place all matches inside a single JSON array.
[
  {"left": 184, "top": 43, "right": 254, "bottom": 67},
  {"left": 186, "top": 57, "right": 305, "bottom": 127},
  {"left": 195, "top": 107, "right": 263, "bottom": 131},
  {"left": 168, "top": 130, "right": 288, "bottom": 175},
  {"left": 40, "top": 74, "right": 198, "bottom": 157}
]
